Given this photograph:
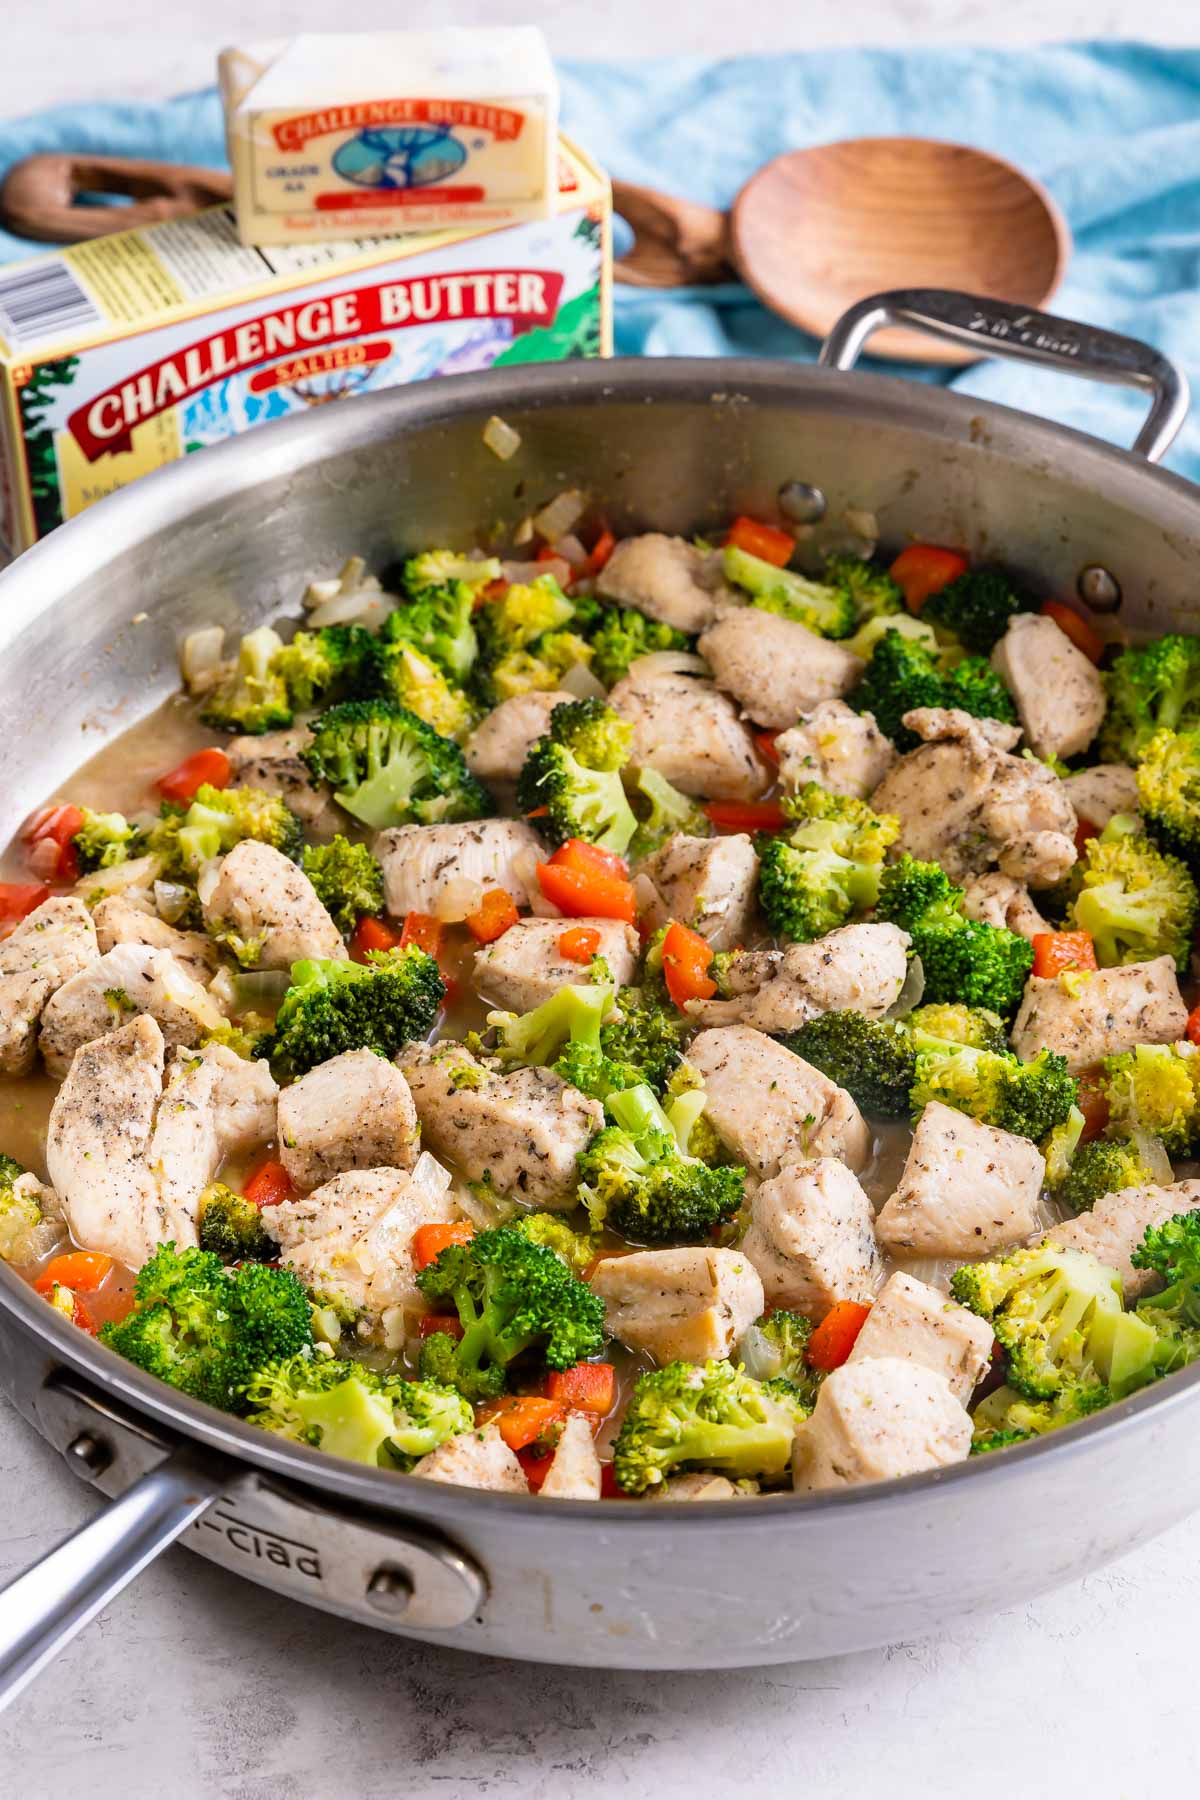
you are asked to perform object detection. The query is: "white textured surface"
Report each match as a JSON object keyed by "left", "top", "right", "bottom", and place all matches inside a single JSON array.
[{"left": 4, "top": 1, "right": 1200, "bottom": 1788}]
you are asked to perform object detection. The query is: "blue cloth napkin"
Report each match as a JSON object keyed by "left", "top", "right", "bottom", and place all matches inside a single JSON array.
[{"left": 5, "top": 45, "right": 1200, "bottom": 477}]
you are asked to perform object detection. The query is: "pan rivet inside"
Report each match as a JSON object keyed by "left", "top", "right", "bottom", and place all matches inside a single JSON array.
[
  {"left": 1077, "top": 565, "right": 1121, "bottom": 612},
  {"left": 777, "top": 480, "right": 826, "bottom": 524},
  {"left": 366, "top": 1566, "right": 414, "bottom": 1615},
  {"left": 65, "top": 1432, "right": 112, "bottom": 1477}
]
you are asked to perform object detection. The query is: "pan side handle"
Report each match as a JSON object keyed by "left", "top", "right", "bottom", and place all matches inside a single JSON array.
[{"left": 820, "top": 288, "right": 1189, "bottom": 464}]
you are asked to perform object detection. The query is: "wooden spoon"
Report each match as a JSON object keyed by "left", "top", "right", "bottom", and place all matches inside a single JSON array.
[{"left": 614, "top": 137, "right": 1070, "bottom": 366}]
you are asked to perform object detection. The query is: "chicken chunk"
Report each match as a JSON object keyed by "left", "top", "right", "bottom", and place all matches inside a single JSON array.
[
  {"left": 636, "top": 832, "right": 759, "bottom": 949},
  {"left": 847, "top": 1270, "right": 994, "bottom": 1402},
  {"left": 464, "top": 689, "right": 574, "bottom": 784},
  {"left": 741, "top": 1157, "right": 882, "bottom": 1319},
  {"left": 607, "top": 668, "right": 768, "bottom": 802},
  {"left": 686, "top": 923, "right": 910, "bottom": 1032},
  {"left": 1010, "top": 956, "right": 1187, "bottom": 1072},
  {"left": 39, "top": 943, "right": 224, "bottom": 1078},
  {"left": 595, "top": 532, "right": 736, "bottom": 633},
  {"left": 875, "top": 1101, "right": 1043, "bottom": 1258},
  {"left": 473, "top": 915, "right": 638, "bottom": 1013},
  {"left": 93, "top": 893, "right": 216, "bottom": 985},
  {"left": 262, "top": 1153, "right": 462, "bottom": 1345},
  {"left": 687, "top": 1026, "right": 871, "bottom": 1177},
  {"left": 792, "top": 1357, "right": 972, "bottom": 1493},
  {"left": 654, "top": 1474, "right": 760, "bottom": 1502},
  {"left": 201, "top": 839, "right": 344, "bottom": 969},
  {"left": 1062, "top": 764, "right": 1140, "bottom": 830},
  {"left": 375, "top": 820, "right": 543, "bottom": 920},
  {"left": 227, "top": 728, "right": 332, "bottom": 830},
  {"left": 960, "top": 872, "right": 1049, "bottom": 942},
  {"left": 697, "top": 610, "right": 864, "bottom": 730},
  {"left": 399, "top": 1041, "right": 603, "bottom": 1211},
  {"left": 871, "top": 707, "right": 1077, "bottom": 888},
  {"left": 590, "top": 1246, "right": 764, "bottom": 1363},
  {"left": 539, "top": 1413, "right": 602, "bottom": 1500},
  {"left": 148, "top": 1042, "right": 279, "bottom": 1240},
  {"left": 0, "top": 897, "right": 98, "bottom": 1077},
  {"left": 990, "top": 612, "right": 1106, "bottom": 760},
  {"left": 410, "top": 1421, "right": 527, "bottom": 1493},
  {"left": 276, "top": 1049, "right": 420, "bottom": 1191},
  {"left": 1045, "top": 1179, "right": 1200, "bottom": 1299},
  {"left": 775, "top": 700, "right": 897, "bottom": 799}
]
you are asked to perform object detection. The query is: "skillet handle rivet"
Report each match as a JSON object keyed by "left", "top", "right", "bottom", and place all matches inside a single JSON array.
[
  {"left": 65, "top": 1432, "right": 112, "bottom": 1478},
  {"left": 366, "top": 1566, "right": 414, "bottom": 1616}
]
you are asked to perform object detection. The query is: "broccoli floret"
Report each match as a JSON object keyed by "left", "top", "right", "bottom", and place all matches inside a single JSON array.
[
  {"left": 598, "top": 982, "right": 688, "bottom": 1097},
  {"left": 489, "top": 980, "right": 615, "bottom": 1071},
  {"left": 876, "top": 855, "right": 1034, "bottom": 1018},
  {"left": 99, "top": 1243, "right": 313, "bottom": 1413},
  {"left": 273, "top": 624, "right": 374, "bottom": 712},
  {"left": 907, "top": 1002, "right": 1009, "bottom": 1054},
  {"left": 1136, "top": 726, "right": 1200, "bottom": 866},
  {"left": 200, "top": 625, "right": 293, "bottom": 734},
  {"left": 201, "top": 1017, "right": 271, "bottom": 1061},
  {"left": 851, "top": 632, "right": 1014, "bottom": 749},
  {"left": 577, "top": 1083, "right": 744, "bottom": 1244},
  {"left": 473, "top": 576, "right": 580, "bottom": 703},
  {"left": 612, "top": 1358, "right": 806, "bottom": 1493},
  {"left": 625, "top": 766, "right": 709, "bottom": 861},
  {"left": 512, "top": 1211, "right": 599, "bottom": 1278},
  {"left": 370, "top": 640, "right": 477, "bottom": 739},
  {"left": 1049, "top": 1136, "right": 1167, "bottom": 1215},
  {"left": 72, "top": 808, "right": 139, "bottom": 873},
  {"left": 243, "top": 1353, "right": 472, "bottom": 1467},
  {"left": 589, "top": 606, "right": 693, "bottom": 686},
  {"left": 950, "top": 1241, "right": 1156, "bottom": 1404},
  {"left": 722, "top": 545, "right": 856, "bottom": 639},
  {"left": 1099, "top": 635, "right": 1200, "bottom": 765},
  {"left": 941, "top": 655, "right": 1019, "bottom": 727},
  {"left": 824, "top": 554, "right": 904, "bottom": 623},
  {"left": 516, "top": 697, "right": 638, "bottom": 854},
  {"left": 1069, "top": 814, "right": 1198, "bottom": 967},
  {"left": 391, "top": 554, "right": 497, "bottom": 682},
  {"left": 0, "top": 1155, "right": 63, "bottom": 1265},
  {"left": 145, "top": 783, "right": 304, "bottom": 878},
  {"left": 415, "top": 1225, "right": 606, "bottom": 1401},
  {"left": 844, "top": 612, "right": 941, "bottom": 664},
  {"left": 302, "top": 699, "right": 491, "bottom": 831},
  {"left": 1101, "top": 1041, "right": 1200, "bottom": 1155},
  {"left": 196, "top": 1182, "right": 279, "bottom": 1261},
  {"left": 662, "top": 1061, "right": 727, "bottom": 1164},
  {"left": 403, "top": 549, "right": 501, "bottom": 596},
  {"left": 298, "top": 836, "right": 384, "bottom": 935},
  {"left": 781, "top": 1011, "right": 916, "bottom": 1119},
  {"left": 489, "top": 632, "right": 595, "bottom": 703},
  {"left": 969, "top": 1378, "right": 1114, "bottom": 1452},
  {"left": 909, "top": 1030, "right": 1077, "bottom": 1141},
  {"left": 921, "top": 566, "right": 1038, "bottom": 654},
  {"left": 264, "top": 947, "right": 445, "bottom": 1077},
  {"left": 1131, "top": 1211, "right": 1200, "bottom": 1376},
  {"left": 735, "top": 1310, "right": 821, "bottom": 1408},
  {"left": 756, "top": 782, "right": 898, "bottom": 944}
]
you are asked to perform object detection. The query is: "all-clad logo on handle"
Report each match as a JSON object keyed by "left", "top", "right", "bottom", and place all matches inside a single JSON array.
[{"left": 196, "top": 1503, "right": 323, "bottom": 1581}]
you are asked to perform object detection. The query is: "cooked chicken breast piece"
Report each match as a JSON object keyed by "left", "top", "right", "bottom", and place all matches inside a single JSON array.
[
  {"left": 792, "top": 1357, "right": 972, "bottom": 1493},
  {"left": 687, "top": 1025, "right": 871, "bottom": 1177},
  {"left": 697, "top": 610, "right": 864, "bottom": 730},
  {"left": 847, "top": 1270, "right": 993, "bottom": 1402},
  {"left": 607, "top": 668, "right": 768, "bottom": 802},
  {"left": 871, "top": 707, "right": 1077, "bottom": 888},
  {"left": 1011, "top": 956, "right": 1187, "bottom": 1072},
  {"left": 636, "top": 832, "right": 759, "bottom": 949},
  {"left": 990, "top": 613, "right": 1106, "bottom": 759},
  {"left": 201, "top": 839, "right": 344, "bottom": 969},
  {"left": 39, "top": 943, "right": 224, "bottom": 1078},
  {"left": 1045, "top": 1179, "right": 1200, "bottom": 1298},
  {"left": 262, "top": 1154, "right": 462, "bottom": 1346},
  {"left": 473, "top": 915, "right": 638, "bottom": 1014},
  {"left": 741, "top": 1157, "right": 882, "bottom": 1319},
  {"left": 0, "top": 897, "right": 98, "bottom": 1077},
  {"left": 590, "top": 1246, "right": 764, "bottom": 1363},
  {"left": 595, "top": 532, "right": 736, "bottom": 633},
  {"left": 654, "top": 1473, "right": 761, "bottom": 1501},
  {"left": 464, "top": 690, "right": 574, "bottom": 784},
  {"left": 410, "top": 1421, "right": 527, "bottom": 1492},
  {"left": 960, "top": 873, "right": 1049, "bottom": 942},
  {"left": 399, "top": 1041, "right": 602, "bottom": 1210},
  {"left": 93, "top": 892, "right": 217, "bottom": 985},
  {"left": 375, "top": 820, "right": 543, "bottom": 920},
  {"left": 686, "top": 923, "right": 910, "bottom": 1032},
  {"left": 149, "top": 1041, "right": 278, "bottom": 1236},
  {"left": 775, "top": 700, "right": 896, "bottom": 799},
  {"left": 277, "top": 1049, "right": 420, "bottom": 1191},
  {"left": 875, "top": 1101, "right": 1043, "bottom": 1258},
  {"left": 1062, "top": 764, "right": 1140, "bottom": 830},
  {"left": 539, "top": 1413, "right": 602, "bottom": 1500},
  {"left": 227, "top": 729, "right": 332, "bottom": 830}
]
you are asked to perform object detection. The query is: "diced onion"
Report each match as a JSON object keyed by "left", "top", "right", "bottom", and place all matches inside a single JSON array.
[
  {"left": 554, "top": 531, "right": 589, "bottom": 568},
  {"left": 454, "top": 1179, "right": 518, "bottom": 1229},
  {"left": 625, "top": 650, "right": 711, "bottom": 680},
  {"left": 844, "top": 508, "right": 879, "bottom": 541},
  {"left": 154, "top": 880, "right": 193, "bottom": 925},
  {"left": 886, "top": 955, "right": 925, "bottom": 1018},
  {"left": 560, "top": 660, "right": 607, "bottom": 701},
  {"left": 513, "top": 515, "right": 535, "bottom": 546},
  {"left": 483, "top": 415, "right": 522, "bottom": 461},
  {"left": 75, "top": 854, "right": 161, "bottom": 900},
  {"left": 232, "top": 969, "right": 291, "bottom": 1011},
  {"left": 734, "top": 1323, "right": 785, "bottom": 1383},
  {"left": 180, "top": 626, "right": 226, "bottom": 693},
  {"left": 432, "top": 874, "right": 488, "bottom": 922},
  {"left": 502, "top": 556, "right": 572, "bottom": 587},
  {"left": 532, "top": 489, "right": 586, "bottom": 544},
  {"left": 208, "top": 967, "right": 239, "bottom": 1012},
  {"left": 195, "top": 861, "right": 222, "bottom": 907},
  {"left": 1131, "top": 1128, "right": 1174, "bottom": 1187}
]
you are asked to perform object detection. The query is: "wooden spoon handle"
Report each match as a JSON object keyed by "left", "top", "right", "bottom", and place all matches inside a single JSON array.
[
  {"left": 611, "top": 178, "right": 733, "bottom": 288},
  {"left": 0, "top": 153, "right": 233, "bottom": 244}
]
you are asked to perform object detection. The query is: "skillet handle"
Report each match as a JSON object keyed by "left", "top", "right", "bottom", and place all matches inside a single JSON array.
[
  {"left": 0, "top": 1442, "right": 228, "bottom": 1712},
  {"left": 819, "top": 287, "right": 1190, "bottom": 464}
]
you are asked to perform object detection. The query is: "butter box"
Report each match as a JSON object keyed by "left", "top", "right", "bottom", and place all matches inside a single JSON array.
[
  {"left": 0, "top": 135, "right": 609, "bottom": 557},
  {"left": 220, "top": 28, "right": 559, "bottom": 247}
]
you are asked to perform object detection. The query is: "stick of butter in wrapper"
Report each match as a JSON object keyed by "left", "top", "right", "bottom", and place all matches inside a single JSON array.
[{"left": 220, "top": 28, "right": 559, "bottom": 247}]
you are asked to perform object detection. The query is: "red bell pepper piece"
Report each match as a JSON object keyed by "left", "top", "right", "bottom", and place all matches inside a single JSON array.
[
  {"left": 1031, "top": 930, "right": 1098, "bottom": 978},
  {"left": 889, "top": 544, "right": 968, "bottom": 612},
  {"left": 155, "top": 746, "right": 232, "bottom": 803}
]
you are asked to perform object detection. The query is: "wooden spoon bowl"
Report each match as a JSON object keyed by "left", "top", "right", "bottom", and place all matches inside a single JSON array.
[{"left": 729, "top": 137, "right": 1070, "bottom": 365}]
